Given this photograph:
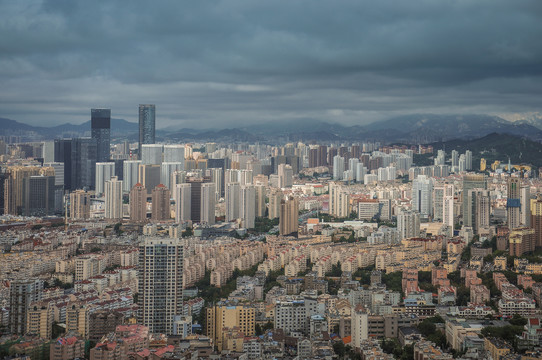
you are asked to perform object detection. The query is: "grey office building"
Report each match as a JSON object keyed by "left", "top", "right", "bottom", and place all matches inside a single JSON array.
[
  {"left": 91, "top": 108, "right": 111, "bottom": 162},
  {"left": 139, "top": 104, "right": 156, "bottom": 159}
]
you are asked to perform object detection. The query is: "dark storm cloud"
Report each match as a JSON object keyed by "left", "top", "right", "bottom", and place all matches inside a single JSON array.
[{"left": 1, "top": 0, "right": 542, "bottom": 128}]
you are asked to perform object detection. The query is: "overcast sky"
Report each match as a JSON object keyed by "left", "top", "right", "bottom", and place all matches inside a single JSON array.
[{"left": 1, "top": 0, "right": 542, "bottom": 129}]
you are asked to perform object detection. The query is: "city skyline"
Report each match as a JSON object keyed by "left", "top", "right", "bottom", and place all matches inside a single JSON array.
[{"left": 1, "top": 1, "right": 542, "bottom": 129}]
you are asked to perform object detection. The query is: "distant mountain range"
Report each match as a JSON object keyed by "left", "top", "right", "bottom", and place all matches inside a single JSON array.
[
  {"left": 0, "top": 117, "right": 137, "bottom": 139},
  {"left": 3, "top": 113, "right": 542, "bottom": 143}
]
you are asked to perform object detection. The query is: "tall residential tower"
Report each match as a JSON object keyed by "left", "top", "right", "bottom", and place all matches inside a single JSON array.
[{"left": 139, "top": 237, "right": 183, "bottom": 334}]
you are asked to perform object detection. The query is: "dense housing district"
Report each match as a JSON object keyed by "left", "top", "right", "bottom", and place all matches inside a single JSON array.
[{"left": 2, "top": 108, "right": 542, "bottom": 360}]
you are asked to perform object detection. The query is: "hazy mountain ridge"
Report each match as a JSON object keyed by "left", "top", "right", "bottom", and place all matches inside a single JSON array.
[
  {"left": 0, "top": 117, "right": 137, "bottom": 138},
  {"left": 2, "top": 114, "right": 542, "bottom": 143}
]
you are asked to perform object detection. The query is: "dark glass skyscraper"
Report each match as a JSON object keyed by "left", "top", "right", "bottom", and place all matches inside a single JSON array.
[
  {"left": 91, "top": 108, "right": 111, "bottom": 162},
  {"left": 54, "top": 139, "right": 72, "bottom": 190},
  {"left": 71, "top": 138, "right": 97, "bottom": 190},
  {"left": 139, "top": 104, "right": 156, "bottom": 159}
]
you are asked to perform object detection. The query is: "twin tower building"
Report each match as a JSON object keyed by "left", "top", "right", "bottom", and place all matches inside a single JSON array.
[{"left": 91, "top": 104, "right": 155, "bottom": 163}]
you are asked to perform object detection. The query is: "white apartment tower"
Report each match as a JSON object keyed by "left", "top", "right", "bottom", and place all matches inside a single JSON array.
[
  {"left": 139, "top": 237, "right": 183, "bottom": 334},
  {"left": 105, "top": 176, "right": 123, "bottom": 220},
  {"left": 95, "top": 162, "right": 115, "bottom": 196},
  {"left": 175, "top": 183, "right": 191, "bottom": 223},
  {"left": 240, "top": 185, "right": 256, "bottom": 229},
  {"left": 123, "top": 160, "right": 142, "bottom": 193},
  {"left": 200, "top": 183, "right": 216, "bottom": 225},
  {"left": 333, "top": 155, "right": 345, "bottom": 180},
  {"left": 397, "top": 210, "right": 420, "bottom": 239},
  {"left": 412, "top": 175, "right": 433, "bottom": 219},
  {"left": 225, "top": 182, "right": 240, "bottom": 222}
]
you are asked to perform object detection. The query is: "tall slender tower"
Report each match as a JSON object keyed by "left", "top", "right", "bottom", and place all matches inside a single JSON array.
[
  {"left": 279, "top": 196, "right": 299, "bottom": 236},
  {"left": 240, "top": 185, "right": 255, "bottom": 229},
  {"left": 139, "top": 237, "right": 183, "bottom": 334},
  {"left": 70, "top": 189, "right": 91, "bottom": 220},
  {"left": 225, "top": 182, "right": 240, "bottom": 222},
  {"left": 175, "top": 183, "right": 191, "bottom": 223},
  {"left": 105, "top": 176, "right": 123, "bottom": 220},
  {"left": 91, "top": 108, "right": 111, "bottom": 162},
  {"left": 151, "top": 184, "right": 170, "bottom": 221},
  {"left": 139, "top": 104, "right": 156, "bottom": 159},
  {"left": 10, "top": 279, "right": 44, "bottom": 335},
  {"left": 443, "top": 184, "right": 455, "bottom": 229},
  {"left": 507, "top": 178, "right": 521, "bottom": 229},
  {"left": 95, "top": 162, "right": 115, "bottom": 196},
  {"left": 130, "top": 183, "right": 147, "bottom": 222},
  {"left": 200, "top": 183, "right": 216, "bottom": 225}
]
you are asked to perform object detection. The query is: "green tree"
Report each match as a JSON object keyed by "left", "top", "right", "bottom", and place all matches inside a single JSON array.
[
  {"left": 182, "top": 227, "right": 193, "bottom": 238},
  {"left": 417, "top": 320, "right": 436, "bottom": 337},
  {"left": 333, "top": 341, "right": 346, "bottom": 358},
  {"left": 382, "top": 271, "right": 402, "bottom": 292},
  {"left": 508, "top": 314, "right": 527, "bottom": 326}
]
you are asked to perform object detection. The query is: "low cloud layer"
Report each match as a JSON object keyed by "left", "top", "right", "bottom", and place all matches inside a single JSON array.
[{"left": 1, "top": 0, "right": 542, "bottom": 128}]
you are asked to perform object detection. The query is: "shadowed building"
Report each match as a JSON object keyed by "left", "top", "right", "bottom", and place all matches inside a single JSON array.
[{"left": 91, "top": 108, "right": 111, "bottom": 162}]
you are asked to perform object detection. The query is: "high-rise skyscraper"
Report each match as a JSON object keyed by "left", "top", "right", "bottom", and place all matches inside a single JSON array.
[
  {"left": 123, "top": 160, "right": 142, "bottom": 193},
  {"left": 333, "top": 155, "right": 345, "bottom": 180},
  {"left": 255, "top": 184, "right": 266, "bottom": 217},
  {"left": 521, "top": 186, "right": 531, "bottom": 227},
  {"left": 443, "top": 184, "right": 455, "bottom": 230},
  {"left": 139, "top": 164, "right": 161, "bottom": 195},
  {"left": 200, "top": 183, "right": 216, "bottom": 225},
  {"left": 268, "top": 188, "right": 282, "bottom": 220},
  {"left": 318, "top": 145, "right": 328, "bottom": 167},
  {"left": 95, "top": 162, "right": 115, "bottom": 196},
  {"left": 329, "top": 182, "right": 349, "bottom": 218},
  {"left": 451, "top": 150, "right": 459, "bottom": 169},
  {"left": 10, "top": 279, "right": 44, "bottom": 335},
  {"left": 412, "top": 175, "right": 433, "bottom": 219},
  {"left": 163, "top": 145, "right": 185, "bottom": 164},
  {"left": 466, "top": 189, "right": 490, "bottom": 235},
  {"left": 397, "top": 210, "right": 420, "bottom": 239},
  {"left": 309, "top": 147, "right": 318, "bottom": 168},
  {"left": 240, "top": 185, "right": 255, "bottom": 229},
  {"left": 70, "top": 189, "right": 91, "bottom": 220},
  {"left": 279, "top": 196, "right": 299, "bottom": 236},
  {"left": 71, "top": 138, "right": 98, "bottom": 190},
  {"left": 530, "top": 196, "right": 542, "bottom": 249},
  {"left": 105, "top": 176, "right": 123, "bottom": 220},
  {"left": 22, "top": 175, "right": 56, "bottom": 216},
  {"left": 175, "top": 183, "right": 191, "bottom": 223},
  {"left": 3, "top": 165, "right": 55, "bottom": 215},
  {"left": 139, "top": 236, "right": 183, "bottom": 334},
  {"left": 208, "top": 168, "right": 223, "bottom": 200},
  {"left": 141, "top": 144, "right": 163, "bottom": 165},
  {"left": 277, "top": 164, "right": 293, "bottom": 188},
  {"left": 507, "top": 178, "right": 521, "bottom": 229},
  {"left": 161, "top": 162, "right": 184, "bottom": 189},
  {"left": 465, "top": 150, "right": 473, "bottom": 171},
  {"left": 225, "top": 182, "right": 240, "bottom": 222},
  {"left": 186, "top": 177, "right": 204, "bottom": 223},
  {"left": 91, "top": 108, "right": 111, "bottom": 162},
  {"left": 130, "top": 183, "right": 147, "bottom": 222},
  {"left": 151, "top": 184, "right": 170, "bottom": 221},
  {"left": 54, "top": 139, "right": 73, "bottom": 190},
  {"left": 139, "top": 104, "right": 156, "bottom": 158},
  {"left": 462, "top": 174, "right": 487, "bottom": 228}
]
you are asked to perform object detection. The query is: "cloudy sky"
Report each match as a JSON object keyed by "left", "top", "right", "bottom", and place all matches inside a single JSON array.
[{"left": 1, "top": 0, "right": 542, "bottom": 129}]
